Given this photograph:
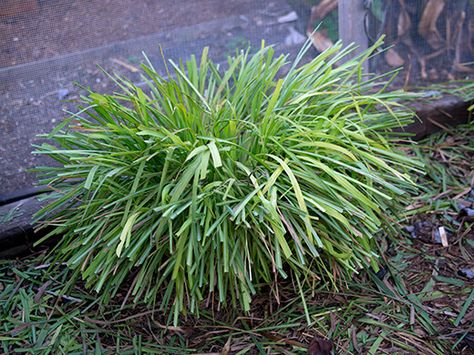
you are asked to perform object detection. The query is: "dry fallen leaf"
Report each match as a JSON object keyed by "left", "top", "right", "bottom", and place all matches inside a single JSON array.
[
  {"left": 277, "top": 11, "right": 298, "bottom": 24},
  {"left": 453, "top": 62, "right": 474, "bottom": 73},
  {"left": 397, "top": 1, "right": 411, "bottom": 37},
  {"left": 307, "top": 30, "right": 333, "bottom": 53},
  {"left": 308, "top": 336, "right": 333, "bottom": 355},
  {"left": 385, "top": 48, "right": 405, "bottom": 67},
  {"left": 307, "top": 0, "right": 338, "bottom": 33},
  {"left": 418, "top": 0, "right": 445, "bottom": 49},
  {"left": 220, "top": 337, "right": 231, "bottom": 355},
  {"left": 111, "top": 58, "right": 139, "bottom": 73}
]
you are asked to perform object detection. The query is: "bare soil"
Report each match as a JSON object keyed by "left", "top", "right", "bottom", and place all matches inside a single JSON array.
[
  {"left": 0, "top": 0, "right": 255, "bottom": 68},
  {"left": 0, "top": 0, "right": 306, "bottom": 194}
]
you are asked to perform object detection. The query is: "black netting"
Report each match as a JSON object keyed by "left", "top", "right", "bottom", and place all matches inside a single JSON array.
[
  {"left": 367, "top": 0, "right": 474, "bottom": 85},
  {"left": 1, "top": 0, "right": 311, "bottom": 193},
  {"left": 1, "top": 0, "right": 473, "bottom": 194}
]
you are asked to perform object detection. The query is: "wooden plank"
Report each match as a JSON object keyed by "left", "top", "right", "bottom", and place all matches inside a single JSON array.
[
  {"left": 338, "top": 0, "right": 369, "bottom": 72},
  {"left": 0, "top": 186, "right": 48, "bottom": 205},
  {"left": 396, "top": 95, "right": 472, "bottom": 140},
  {"left": 0, "top": 196, "right": 45, "bottom": 258}
]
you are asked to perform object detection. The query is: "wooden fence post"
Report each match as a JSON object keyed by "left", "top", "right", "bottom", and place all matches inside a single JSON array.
[{"left": 338, "top": 0, "right": 369, "bottom": 72}]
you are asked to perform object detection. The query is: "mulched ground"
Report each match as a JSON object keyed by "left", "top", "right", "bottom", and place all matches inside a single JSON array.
[
  {"left": 1, "top": 3, "right": 473, "bottom": 352},
  {"left": 0, "top": 123, "right": 473, "bottom": 354},
  {"left": 0, "top": 0, "right": 257, "bottom": 68},
  {"left": 0, "top": 0, "right": 306, "bottom": 194}
]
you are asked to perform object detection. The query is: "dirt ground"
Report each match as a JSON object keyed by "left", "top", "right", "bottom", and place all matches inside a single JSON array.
[
  {"left": 0, "top": 0, "right": 257, "bottom": 68},
  {"left": 0, "top": 0, "right": 308, "bottom": 194},
  {"left": 1, "top": 124, "right": 473, "bottom": 353}
]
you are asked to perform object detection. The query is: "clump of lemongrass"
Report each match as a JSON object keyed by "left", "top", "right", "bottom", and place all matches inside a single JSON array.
[{"left": 33, "top": 38, "right": 421, "bottom": 324}]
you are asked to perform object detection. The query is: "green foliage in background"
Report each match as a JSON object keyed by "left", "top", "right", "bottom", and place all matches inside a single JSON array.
[{"left": 33, "top": 39, "right": 421, "bottom": 323}]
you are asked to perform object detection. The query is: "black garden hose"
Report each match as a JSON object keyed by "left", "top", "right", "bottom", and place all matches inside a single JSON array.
[{"left": 0, "top": 186, "right": 50, "bottom": 206}]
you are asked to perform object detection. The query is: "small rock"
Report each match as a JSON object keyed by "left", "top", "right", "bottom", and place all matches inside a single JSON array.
[
  {"left": 468, "top": 188, "right": 474, "bottom": 202},
  {"left": 406, "top": 221, "right": 432, "bottom": 239},
  {"left": 375, "top": 267, "right": 388, "bottom": 280},
  {"left": 57, "top": 89, "right": 70, "bottom": 100},
  {"left": 458, "top": 268, "right": 474, "bottom": 280},
  {"left": 459, "top": 207, "right": 474, "bottom": 221},
  {"left": 404, "top": 225, "right": 416, "bottom": 238},
  {"left": 277, "top": 11, "right": 298, "bottom": 23},
  {"left": 463, "top": 333, "right": 474, "bottom": 350},
  {"left": 308, "top": 336, "right": 333, "bottom": 355},
  {"left": 284, "top": 26, "right": 306, "bottom": 46},
  {"left": 239, "top": 15, "right": 249, "bottom": 23},
  {"left": 421, "top": 90, "right": 441, "bottom": 98},
  {"left": 405, "top": 226, "right": 415, "bottom": 233}
]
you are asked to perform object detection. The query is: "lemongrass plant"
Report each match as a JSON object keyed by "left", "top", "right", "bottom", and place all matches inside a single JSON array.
[{"left": 33, "top": 38, "right": 421, "bottom": 323}]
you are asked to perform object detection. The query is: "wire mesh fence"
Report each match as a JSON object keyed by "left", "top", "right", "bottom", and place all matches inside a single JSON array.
[
  {"left": 0, "top": 0, "right": 473, "bottom": 194},
  {"left": 368, "top": 0, "right": 474, "bottom": 86},
  {"left": 0, "top": 0, "right": 309, "bottom": 193}
]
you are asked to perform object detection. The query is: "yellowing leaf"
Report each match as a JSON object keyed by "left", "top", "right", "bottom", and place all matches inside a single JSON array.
[{"left": 116, "top": 212, "right": 140, "bottom": 257}]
